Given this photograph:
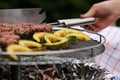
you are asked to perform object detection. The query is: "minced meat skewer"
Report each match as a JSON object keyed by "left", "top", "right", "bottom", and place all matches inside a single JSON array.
[
  {"left": 11, "top": 23, "right": 52, "bottom": 35},
  {"left": 0, "top": 23, "right": 53, "bottom": 50},
  {"left": 0, "top": 23, "right": 53, "bottom": 35},
  {"left": 37, "top": 23, "right": 52, "bottom": 32},
  {"left": 0, "top": 32, "right": 20, "bottom": 50}
]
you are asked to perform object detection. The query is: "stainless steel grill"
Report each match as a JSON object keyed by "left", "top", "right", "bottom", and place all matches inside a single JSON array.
[
  {"left": 0, "top": 26, "right": 107, "bottom": 80},
  {"left": 0, "top": 27, "right": 106, "bottom": 64},
  {"left": 0, "top": 8, "right": 111, "bottom": 80}
]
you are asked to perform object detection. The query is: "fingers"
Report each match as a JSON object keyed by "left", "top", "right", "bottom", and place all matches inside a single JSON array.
[
  {"left": 81, "top": 25, "right": 96, "bottom": 32},
  {"left": 80, "top": 4, "right": 97, "bottom": 18},
  {"left": 81, "top": 24, "right": 102, "bottom": 32}
]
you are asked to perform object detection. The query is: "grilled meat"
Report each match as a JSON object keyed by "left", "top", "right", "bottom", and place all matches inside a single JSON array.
[{"left": 0, "top": 23, "right": 52, "bottom": 50}]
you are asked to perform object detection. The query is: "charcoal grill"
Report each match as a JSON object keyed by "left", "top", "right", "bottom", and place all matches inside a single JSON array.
[
  {"left": 0, "top": 8, "right": 114, "bottom": 80},
  {"left": 0, "top": 26, "right": 107, "bottom": 80},
  {"left": 0, "top": 26, "right": 106, "bottom": 62}
]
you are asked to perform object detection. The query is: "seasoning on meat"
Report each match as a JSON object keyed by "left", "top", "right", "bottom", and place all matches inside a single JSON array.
[{"left": 0, "top": 23, "right": 53, "bottom": 50}]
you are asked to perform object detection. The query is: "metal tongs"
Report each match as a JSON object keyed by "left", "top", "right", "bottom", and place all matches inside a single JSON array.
[{"left": 49, "top": 17, "right": 98, "bottom": 27}]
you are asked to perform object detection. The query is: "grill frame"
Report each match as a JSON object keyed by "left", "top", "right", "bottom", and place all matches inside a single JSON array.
[
  {"left": 0, "top": 26, "right": 106, "bottom": 80},
  {"left": 0, "top": 27, "right": 106, "bottom": 65}
]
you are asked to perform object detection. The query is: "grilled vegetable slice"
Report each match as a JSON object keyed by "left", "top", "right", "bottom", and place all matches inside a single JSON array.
[
  {"left": 19, "top": 40, "right": 46, "bottom": 51},
  {"left": 6, "top": 44, "right": 32, "bottom": 61},
  {"left": 44, "top": 33, "right": 69, "bottom": 50},
  {"left": 54, "top": 29, "right": 81, "bottom": 37},
  {"left": 33, "top": 32, "right": 48, "bottom": 42},
  {"left": 54, "top": 29, "right": 91, "bottom": 41},
  {"left": 65, "top": 33, "right": 91, "bottom": 41}
]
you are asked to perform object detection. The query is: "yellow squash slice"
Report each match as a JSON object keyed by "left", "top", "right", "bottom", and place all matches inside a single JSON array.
[
  {"left": 54, "top": 29, "right": 91, "bottom": 41},
  {"left": 54, "top": 29, "right": 81, "bottom": 37},
  {"left": 6, "top": 44, "right": 32, "bottom": 61},
  {"left": 44, "top": 33, "right": 69, "bottom": 50},
  {"left": 65, "top": 33, "right": 91, "bottom": 41},
  {"left": 19, "top": 40, "right": 46, "bottom": 51},
  {"left": 33, "top": 32, "right": 48, "bottom": 42}
]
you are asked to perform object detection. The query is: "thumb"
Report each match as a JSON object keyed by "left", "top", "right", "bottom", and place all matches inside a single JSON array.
[{"left": 80, "top": 6, "right": 96, "bottom": 18}]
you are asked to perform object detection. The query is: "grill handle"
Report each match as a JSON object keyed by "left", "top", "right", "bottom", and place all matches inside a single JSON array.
[
  {"left": 49, "top": 17, "right": 98, "bottom": 27},
  {"left": 58, "top": 17, "right": 98, "bottom": 26}
]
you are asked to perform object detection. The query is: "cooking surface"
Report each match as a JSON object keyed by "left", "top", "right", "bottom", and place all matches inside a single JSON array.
[{"left": 0, "top": 27, "right": 105, "bottom": 66}]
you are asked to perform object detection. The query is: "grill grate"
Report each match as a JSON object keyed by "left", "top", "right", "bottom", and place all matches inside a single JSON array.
[{"left": 0, "top": 27, "right": 106, "bottom": 80}]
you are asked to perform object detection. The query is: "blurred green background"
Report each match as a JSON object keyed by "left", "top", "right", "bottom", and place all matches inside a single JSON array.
[{"left": 0, "top": 0, "right": 119, "bottom": 26}]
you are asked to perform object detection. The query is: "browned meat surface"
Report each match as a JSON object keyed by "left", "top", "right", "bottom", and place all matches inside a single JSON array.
[{"left": 0, "top": 23, "right": 53, "bottom": 50}]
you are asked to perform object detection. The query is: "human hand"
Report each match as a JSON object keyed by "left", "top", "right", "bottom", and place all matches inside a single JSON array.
[{"left": 80, "top": 0, "right": 120, "bottom": 32}]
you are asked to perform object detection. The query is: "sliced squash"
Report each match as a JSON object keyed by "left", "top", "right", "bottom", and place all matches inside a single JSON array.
[
  {"left": 54, "top": 29, "right": 81, "bottom": 37},
  {"left": 54, "top": 29, "right": 91, "bottom": 41},
  {"left": 6, "top": 44, "right": 32, "bottom": 61},
  {"left": 65, "top": 33, "right": 91, "bottom": 41},
  {"left": 19, "top": 40, "right": 46, "bottom": 51},
  {"left": 33, "top": 32, "right": 48, "bottom": 42},
  {"left": 44, "top": 33, "right": 69, "bottom": 50}
]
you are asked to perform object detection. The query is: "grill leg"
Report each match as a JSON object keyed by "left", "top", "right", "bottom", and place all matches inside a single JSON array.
[{"left": 11, "top": 65, "right": 21, "bottom": 80}]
